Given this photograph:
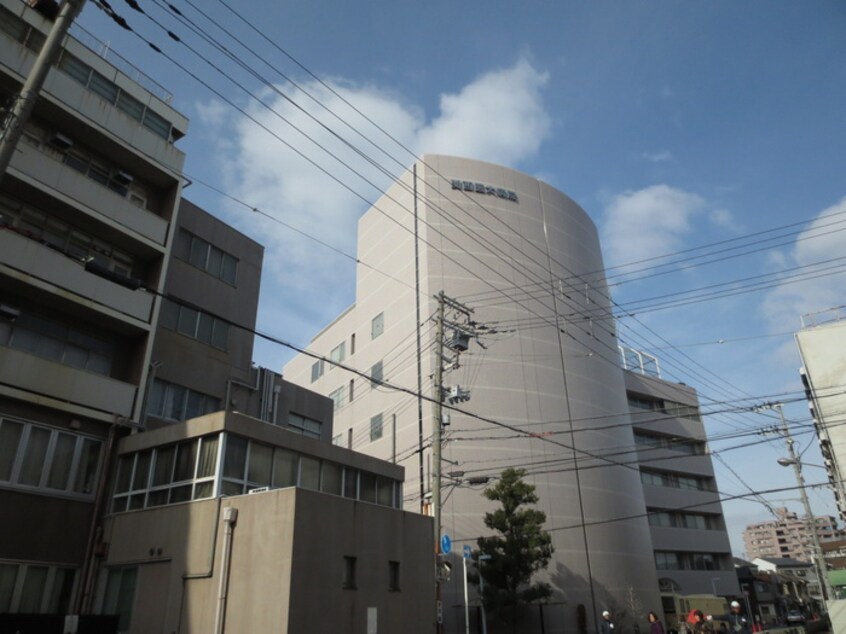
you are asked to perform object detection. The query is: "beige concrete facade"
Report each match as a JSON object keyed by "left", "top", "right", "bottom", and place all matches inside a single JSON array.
[
  {"left": 284, "top": 156, "right": 662, "bottom": 633},
  {"left": 97, "top": 411, "right": 434, "bottom": 634}
]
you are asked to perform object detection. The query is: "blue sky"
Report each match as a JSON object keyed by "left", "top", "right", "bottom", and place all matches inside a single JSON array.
[{"left": 75, "top": 1, "right": 846, "bottom": 554}]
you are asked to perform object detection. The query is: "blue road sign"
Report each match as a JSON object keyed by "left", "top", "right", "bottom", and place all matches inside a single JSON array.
[
  {"left": 463, "top": 545, "right": 472, "bottom": 559},
  {"left": 441, "top": 534, "right": 452, "bottom": 554}
]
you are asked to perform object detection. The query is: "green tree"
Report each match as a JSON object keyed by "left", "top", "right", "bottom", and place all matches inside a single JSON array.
[{"left": 473, "top": 467, "right": 554, "bottom": 631}]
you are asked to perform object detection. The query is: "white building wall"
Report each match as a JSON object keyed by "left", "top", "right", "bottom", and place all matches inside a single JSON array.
[{"left": 285, "top": 156, "right": 661, "bottom": 633}]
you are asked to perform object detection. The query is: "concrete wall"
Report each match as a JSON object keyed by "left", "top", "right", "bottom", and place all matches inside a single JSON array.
[{"left": 100, "top": 487, "right": 433, "bottom": 633}]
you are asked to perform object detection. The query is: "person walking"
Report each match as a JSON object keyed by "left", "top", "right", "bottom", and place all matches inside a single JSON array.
[
  {"left": 648, "top": 611, "right": 666, "bottom": 634},
  {"left": 725, "top": 601, "right": 750, "bottom": 634},
  {"left": 600, "top": 610, "right": 615, "bottom": 634}
]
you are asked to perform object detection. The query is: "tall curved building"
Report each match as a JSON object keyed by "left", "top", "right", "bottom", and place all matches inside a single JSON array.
[{"left": 284, "top": 156, "right": 662, "bottom": 632}]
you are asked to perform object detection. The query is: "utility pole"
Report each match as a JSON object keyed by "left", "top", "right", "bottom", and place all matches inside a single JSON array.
[
  {"left": 762, "top": 402, "right": 835, "bottom": 606},
  {"left": 0, "top": 0, "right": 87, "bottom": 184},
  {"left": 432, "top": 291, "right": 476, "bottom": 633}
]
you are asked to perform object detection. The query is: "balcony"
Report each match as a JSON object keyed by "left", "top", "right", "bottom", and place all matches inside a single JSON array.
[
  {"left": 642, "top": 484, "right": 724, "bottom": 515},
  {"left": 0, "top": 345, "right": 136, "bottom": 418},
  {"left": 0, "top": 228, "right": 153, "bottom": 326},
  {"left": 8, "top": 140, "right": 169, "bottom": 247}
]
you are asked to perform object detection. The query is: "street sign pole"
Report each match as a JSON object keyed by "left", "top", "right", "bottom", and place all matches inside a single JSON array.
[{"left": 463, "top": 552, "right": 470, "bottom": 634}]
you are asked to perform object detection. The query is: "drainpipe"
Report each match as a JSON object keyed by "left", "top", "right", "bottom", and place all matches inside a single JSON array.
[{"left": 214, "top": 506, "right": 238, "bottom": 634}]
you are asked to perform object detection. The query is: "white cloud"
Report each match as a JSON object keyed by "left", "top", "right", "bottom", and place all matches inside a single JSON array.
[
  {"left": 601, "top": 185, "right": 705, "bottom": 270},
  {"left": 197, "top": 57, "right": 552, "bottom": 348},
  {"left": 417, "top": 58, "right": 551, "bottom": 165},
  {"left": 641, "top": 150, "right": 673, "bottom": 163},
  {"left": 760, "top": 196, "right": 846, "bottom": 331}
]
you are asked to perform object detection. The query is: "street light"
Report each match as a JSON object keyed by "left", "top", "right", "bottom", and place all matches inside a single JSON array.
[{"left": 759, "top": 402, "right": 834, "bottom": 606}]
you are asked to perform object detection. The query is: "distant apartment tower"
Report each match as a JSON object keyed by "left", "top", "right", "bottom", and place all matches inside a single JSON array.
[
  {"left": 743, "top": 507, "right": 841, "bottom": 561},
  {"left": 284, "top": 155, "right": 670, "bottom": 633},
  {"left": 623, "top": 347, "right": 738, "bottom": 601},
  {"left": 0, "top": 0, "right": 187, "bottom": 616},
  {"left": 795, "top": 306, "right": 846, "bottom": 521}
]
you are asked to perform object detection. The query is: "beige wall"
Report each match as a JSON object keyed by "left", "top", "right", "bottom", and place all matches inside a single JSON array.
[{"left": 101, "top": 487, "right": 433, "bottom": 633}]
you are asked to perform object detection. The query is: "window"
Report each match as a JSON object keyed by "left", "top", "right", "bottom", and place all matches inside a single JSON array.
[
  {"left": 343, "top": 556, "right": 357, "bottom": 589},
  {"left": 330, "top": 342, "right": 345, "bottom": 366},
  {"left": 350, "top": 333, "right": 356, "bottom": 355},
  {"left": 101, "top": 566, "right": 138, "bottom": 633},
  {"left": 388, "top": 561, "right": 400, "bottom": 591},
  {"left": 0, "top": 418, "right": 102, "bottom": 498},
  {"left": 0, "top": 307, "right": 115, "bottom": 376},
  {"left": 0, "top": 561, "right": 75, "bottom": 614},
  {"left": 332, "top": 434, "right": 343, "bottom": 447},
  {"left": 0, "top": 193, "right": 136, "bottom": 277},
  {"left": 146, "top": 379, "right": 220, "bottom": 423},
  {"left": 648, "top": 511, "right": 674, "bottom": 528},
  {"left": 288, "top": 413, "right": 322, "bottom": 440},
  {"left": 654, "top": 552, "right": 679, "bottom": 570},
  {"left": 161, "top": 300, "right": 229, "bottom": 350},
  {"left": 311, "top": 359, "right": 325, "bottom": 383},
  {"left": 371, "top": 312, "right": 384, "bottom": 339},
  {"left": 328, "top": 386, "right": 346, "bottom": 411},
  {"left": 370, "top": 413, "right": 383, "bottom": 442},
  {"left": 370, "top": 361, "right": 384, "bottom": 388},
  {"left": 185, "top": 233, "right": 238, "bottom": 284},
  {"left": 349, "top": 379, "right": 355, "bottom": 402}
]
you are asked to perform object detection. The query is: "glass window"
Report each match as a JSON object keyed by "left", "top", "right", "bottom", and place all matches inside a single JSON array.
[
  {"left": 19, "top": 427, "right": 50, "bottom": 486},
  {"left": 329, "top": 387, "right": 345, "bottom": 411},
  {"left": 0, "top": 420, "right": 23, "bottom": 481},
  {"left": 116, "top": 91, "right": 144, "bottom": 121},
  {"left": 321, "top": 462, "right": 342, "bottom": 496},
  {"left": 58, "top": 53, "right": 91, "bottom": 85},
  {"left": 371, "top": 312, "right": 384, "bottom": 339},
  {"left": 224, "top": 436, "right": 247, "bottom": 480},
  {"left": 359, "top": 472, "right": 377, "bottom": 503},
  {"left": 220, "top": 254, "right": 237, "bottom": 285},
  {"left": 47, "top": 433, "right": 76, "bottom": 490},
  {"left": 648, "top": 512, "right": 673, "bottom": 528},
  {"left": 248, "top": 443, "right": 272, "bottom": 486},
  {"left": 211, "top": 320, "right": 228, "bottom": 350},
  {"left": 131, "top": 451, "right": 151, "bottom": 492},
  {"left": 102, "top": 567, "right": 137, "bottom": 632},
  {"left": 343, "top": 468, "right": 358, "bottom": 499},
  {"left": 153, "top": 446, "right": 176, "bottom": 487},
  {"left": 196, "top": 436, "right": 219, "bottom": 479},
  {"left": 88, "top": 72, "right": 118, "bottom": 104},
  {"left": 370, "top": 413, "right": 383, "bottom": 441},
  {"left": 207, "top": 247, "right": 223, "bottom": 279},
  {"left": 311, "top": 359, "right": 324, "bottom": 383},
  {"left": 0, "top": 564, "right": 18, "bottom": 612},
  {"left": 18, "top": 565, "right": 48, "bottom": 613},
  {"left": 330, "top": 342, "right": 345, "bottom": 365},
  {"left": 189, "top": 236, "right": 208, "bottom": 269},
  {"left": 272, "top": 449, "right": 297, "bottom": 488},
  {"left": 377, "top": 477, "right": 393, "bottom": 507},
  {"left": 299, "top": 456, "right": 320, "bottom": 491},
  {"left": 370, "top": 361, "right": 384, "bottom": 388},
  {"left": 164, "top": 384, "right": 187, "bottom": 421},
  {"left": 142, "top": 109, "right": 171, "bottom": 140},
  {"left": 177, "top": 306, "right": 199, "bottom": 337},
  {"left": 173, "top": 441, "right": 197, "bottom": 482},
  {"left": 655, "top": 552, "right": 679, "bottom": 570}
]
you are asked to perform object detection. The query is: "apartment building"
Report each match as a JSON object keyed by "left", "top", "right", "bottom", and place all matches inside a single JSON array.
[
  {"left": 0, "top": 0, "right": 187, "bottom": 616},
  {"left": 743, "top": 507, "right": 841, "bottom": 561}
]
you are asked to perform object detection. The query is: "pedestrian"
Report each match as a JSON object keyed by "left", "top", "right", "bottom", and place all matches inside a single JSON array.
[
  {"left": 600, "top": 610, "right": 615, "bottom": 634},
  {"left": 726, "top": 601, "right": 750, "bottom": 634},
  {"left": 648, "top": 611, "right": 665, "bottom": 634}
]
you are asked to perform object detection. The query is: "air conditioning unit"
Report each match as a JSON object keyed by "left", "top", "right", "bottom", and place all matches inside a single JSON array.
[
  {"left": 112, "top": 170, "right": 134, "bottom": 186},
  {"left": 48, "top": 132, "right": 73, "bottom": 150}
]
